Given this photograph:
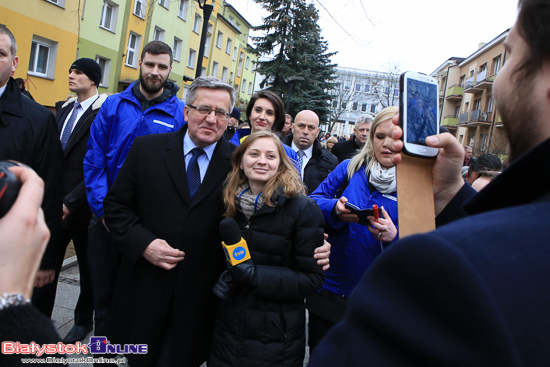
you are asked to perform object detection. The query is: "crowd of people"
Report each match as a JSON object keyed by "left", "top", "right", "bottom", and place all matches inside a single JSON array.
[{"left": 2, "top": 0, "right": 549, "bottom": 365}]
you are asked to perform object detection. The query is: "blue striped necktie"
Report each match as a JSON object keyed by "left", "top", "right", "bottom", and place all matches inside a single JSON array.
[
  {"left": 187, "top": 148, "right": 205, "bottom": 198},
  {"left": 61, "top": 102, "right": 81, "bottom": 150},
  {"left": 297, "top": 150, "right": 306, "bottom": 175}
]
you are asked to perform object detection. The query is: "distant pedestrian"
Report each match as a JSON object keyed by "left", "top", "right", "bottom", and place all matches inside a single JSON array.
[
  {"left": 15, "top": 77, "right": 34, "bottom": 101},
  {"left": 331, "top": 114, "right": 374, "bottom": 162}
]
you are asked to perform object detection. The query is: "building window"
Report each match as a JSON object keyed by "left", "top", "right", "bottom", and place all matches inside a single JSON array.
[
  {"left": 222, "top": 66, "right": 228, "bottom": 82},
  {"left": 237, "top": 59, "right": 243, "bottom": 77},
  {"left": 492, "top": 56, "right": 501, "bottom": 75},
  {"left": 393, "top": 88, "right": 399, "bottom": 97},
  {"left": 204, "top": 24, "right": 212, "bottom": 56},
  {"left": 332, "top": 100, "right": 338, "bottom": 108},
  {"left": 45, "top": 0, "right": 65, "bottom": 7},
  {"left": 459, "top": 75, "right": 465, "bottom": 87},
  {"left": 228, "top": 15, "right": 235, "bottom": 25},
  {"left": 229, "top": 72, "right": 234, "bottom": 84},
  {"left": 370, "top": 104, "right": 376, "bottom": 113},
  {"left": 173, "top": 37, "right": 182, "bottom": 62},
  {"left": 100, "top": 1, "right": 118, "bottom": 32},
  {"left": 225, "top": 38, "right": 232, "bottom": 55},
  {"left": 355, "top": 83, "right": 361, "bottom": 91},
  {"left": 125, "top": 33, "right": 141, "bottom": 68},
  {"left": 178, "top": 0, "right": 189, "bottom": 20},
  {"left": 133, "top": 0, "right": 146, "bottom": 18},
  {"left": 384, "top": 87, "right": 390, "bottom": 95},
  {"left": 236, "top": 22, "right": 241, "bottom": 31},
  {"left": 361, "top": 103, "right": 367, "bottom": 112},
  {"left": 153, "top": 27, "right": 165, "bottom": 42},
  {"left": 28, "top": 36, "right": 58, "bottom": 79},
  {"left": 187, "top": 49, "right": 196, "bottom": 69},
  {"left": 245, "top": 56, "right": 250, "bottom": 70},
  {"left": 242, "top": 79, "right": 247, "bottom": 93},
  {"left": 211, "top": 61, "right": 219, "bottom": 77},
  {"left": 248, "top": 82, "right": 253, "bottom": 94},
  {"left": 216, "top": 31, "right": 223, "bottom": 49},
  {"left": 201, "top": 67, "right": 207, "bottom": 76},
  {"left": 352, "top": 102, "right": 358, "bottom": 111},
  {"left": 342, "top": 102, "right": 347, "bottom": 110},
  {"left": 364, "top": 84, "right": 370, "bottom": 92},
  {"left": 95, "top": 56, "right": 111, "bottom": 87},
  {"left": 158, "top": 0, "right": 169, "bottom": 9},
  {"left": 232, "top": 47, "right": 237, "bottom": 61},
  {"left": 126, "top": 33, "right": 141, "bottom": 68},
  {"left": 193, "top": 13, "right": 202, "bottom": 33}
]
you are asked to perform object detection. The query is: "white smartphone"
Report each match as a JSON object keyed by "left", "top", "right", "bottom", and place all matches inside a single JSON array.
[{"left": 399, "top": 71, "right": 439, "bottom": 158}]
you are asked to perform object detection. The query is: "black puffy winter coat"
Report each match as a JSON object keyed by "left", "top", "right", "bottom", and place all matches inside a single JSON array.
[{"left": 209, "top": 192, "right": 325, "bottom": 367}]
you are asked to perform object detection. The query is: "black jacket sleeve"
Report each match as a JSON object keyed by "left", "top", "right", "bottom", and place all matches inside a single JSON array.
[
  {"left": 0, "top": 305, "right": 62, "bottom": 364},
  {"left": 37, "top": 111, "right": 64, "bottom": 270},
  {"left": 103, "top": 138, "right": 158, "bottom": 265}
]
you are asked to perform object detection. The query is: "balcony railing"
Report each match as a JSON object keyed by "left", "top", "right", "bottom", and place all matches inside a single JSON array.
[
  {"left": 442, "top": 116, "right": 459, "bottom": 127},
  {"left": 477, "top": 69, "right": 487, "bottom": 82},
  {"left": 459, "top": 111, "right": 469, "bottom": 124},
  {"left": 464, "top": 76, "right": 475, "bottom": 89},
  {"left": 446, "top": 85, "right": 464, "bottom": 100},
  {"left": 458, "top": 110, "right": 493, "bottom": 125}
]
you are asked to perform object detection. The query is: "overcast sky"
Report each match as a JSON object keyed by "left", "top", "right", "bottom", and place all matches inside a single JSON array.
[{"left": 226, "top": 0, "right": 519, "bottom": 74}]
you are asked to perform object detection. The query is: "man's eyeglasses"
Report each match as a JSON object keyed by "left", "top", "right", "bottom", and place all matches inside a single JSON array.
[{"left": 188, "top": 105, "right": 230, "bottom": 120}]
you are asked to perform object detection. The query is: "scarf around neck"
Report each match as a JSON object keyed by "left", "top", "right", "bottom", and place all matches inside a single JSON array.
[
  {"left": 237, "top": 184, "right": 266, "bottom": 221},
  {"left": 369, "top": 160, "right": 396, "bottom": 194}
]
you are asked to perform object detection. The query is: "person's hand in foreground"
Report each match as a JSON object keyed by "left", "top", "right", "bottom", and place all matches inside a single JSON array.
[
  {"left": 0, "top": 166, "right": 50, "bottom": 299},
  {"left": 387, "top": 114, "right": 465, "bottom": 215}
]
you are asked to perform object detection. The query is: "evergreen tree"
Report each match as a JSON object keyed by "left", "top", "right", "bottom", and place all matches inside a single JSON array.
[{"left": 252, "top": 0, "right": 337, "bottom": 123}]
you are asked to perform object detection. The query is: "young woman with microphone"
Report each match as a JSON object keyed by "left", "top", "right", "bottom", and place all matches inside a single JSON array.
[{"left": 209, "top": 131, "right": 325, "bottom": 367}]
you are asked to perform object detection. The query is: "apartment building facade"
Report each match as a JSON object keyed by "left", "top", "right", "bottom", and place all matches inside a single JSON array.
[
  {"left": 431, "top": 29, "right": 509, "bottom": 155},
  {"left": 1, "top": 0, "right": 258, "bottom": 109},
  {"left": 327, "top": 66, "right": 400, "bottom": 136}
]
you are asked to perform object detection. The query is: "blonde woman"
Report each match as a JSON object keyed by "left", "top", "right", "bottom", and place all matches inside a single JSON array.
[
  {"left": 209, "top": 131, "right": 325, "bottom": 367},
  {"left": 307, "top": 106, "right": 400, "bottom": 352}
]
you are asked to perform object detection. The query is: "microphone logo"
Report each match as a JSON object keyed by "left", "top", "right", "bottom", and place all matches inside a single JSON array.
[{"left": 233, "top": 247, "right": 247, "bottom": 260}]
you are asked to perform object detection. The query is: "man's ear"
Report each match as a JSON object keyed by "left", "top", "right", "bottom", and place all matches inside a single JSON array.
[{"left": 11, "top": 56, "right": 18, "bottom": 75}]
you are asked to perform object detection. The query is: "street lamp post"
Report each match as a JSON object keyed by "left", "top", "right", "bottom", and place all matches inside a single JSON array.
[{"left": 195, "top": 0, "right": 214, "bottom": 80}]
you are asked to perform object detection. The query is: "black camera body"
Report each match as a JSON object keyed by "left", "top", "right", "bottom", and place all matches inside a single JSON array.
[{"left": 0, "top": 161, "right": 22, "bottom": 218}]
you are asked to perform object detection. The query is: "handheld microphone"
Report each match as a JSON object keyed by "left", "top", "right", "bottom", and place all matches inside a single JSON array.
[{"left": 219, "top": 217, "right": 251, "bottom": 266}]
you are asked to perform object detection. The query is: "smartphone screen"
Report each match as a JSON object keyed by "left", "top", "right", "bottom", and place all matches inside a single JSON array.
[{"left": 400, "top": 72, "right": 439, "bottom": 157}]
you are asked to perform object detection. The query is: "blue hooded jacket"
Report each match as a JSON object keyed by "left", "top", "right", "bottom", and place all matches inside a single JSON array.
[
  {"left": 310, "top": 160, "right": 399, "bottom": 297},
  {"left": 84, "top": 81, "right": 186, "bottom": 217}
]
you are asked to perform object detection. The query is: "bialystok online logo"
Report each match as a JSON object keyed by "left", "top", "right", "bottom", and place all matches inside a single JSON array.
[{"left": 2, "top": 337, "right": 148, "bottom": 356}]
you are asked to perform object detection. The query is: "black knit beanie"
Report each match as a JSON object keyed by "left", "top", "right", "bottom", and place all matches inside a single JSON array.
[{"left": 69, "top": 58, "right": 102, "bottom": 86}]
